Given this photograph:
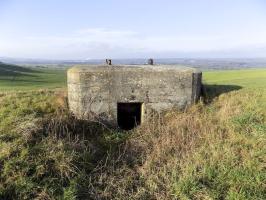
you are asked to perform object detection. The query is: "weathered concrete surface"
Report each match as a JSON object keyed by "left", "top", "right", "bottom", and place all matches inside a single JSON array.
[{"left": 67, "top": 64, "right": 202, "bottom": 125}]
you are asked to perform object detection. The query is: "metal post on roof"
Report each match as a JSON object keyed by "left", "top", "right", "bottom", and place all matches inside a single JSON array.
[
  {"left": 148, "top": 58, "right": 154, "bottom": 65},
  {"left": 105, "top": 59, "right": 112, "bottom": 65}
]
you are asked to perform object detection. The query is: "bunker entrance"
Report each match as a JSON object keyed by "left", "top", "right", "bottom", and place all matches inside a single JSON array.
[{"left": 117, "top": 103, "right": 142, "bottom": 130}]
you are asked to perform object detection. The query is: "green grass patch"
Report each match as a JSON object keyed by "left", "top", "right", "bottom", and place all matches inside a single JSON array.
[{"left": 203, "top": 68, "right": 266, "bottom": 88}]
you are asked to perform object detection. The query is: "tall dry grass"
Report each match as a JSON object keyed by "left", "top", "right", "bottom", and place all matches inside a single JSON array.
[
  {"left": 0, "top": 88, "right": 265, "bottom": 199},
  {"left": 82, "top": 89, "right": 265, "bottom": 200}
]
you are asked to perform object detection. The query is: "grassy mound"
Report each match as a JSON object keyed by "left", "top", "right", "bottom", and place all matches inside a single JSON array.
[
  {"left": 0, "top": 87, "right": 265, "bottom": 199},
  {"left": 0, "top": 63, "right": 66, "bottom": 91},
  {"left": 0, "top": 62, "right": 36, "bottom": 76}
]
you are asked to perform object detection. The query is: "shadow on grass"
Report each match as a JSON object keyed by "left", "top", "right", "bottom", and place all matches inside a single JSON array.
[
  {"left": 203, "top": 84, "right": 242, "bottom": 102},
  {"left": 0, "top": 78, "right": 46, "bottom": 83},
  {"left": 0, "top": 62, "right": 40, "bottom": 78}
]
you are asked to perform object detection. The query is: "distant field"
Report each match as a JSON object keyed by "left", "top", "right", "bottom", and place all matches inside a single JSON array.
[
  {"left": 0, "top": 63, "right": 66, "bottom": 91},
  {"left": 203, "top": 69, "right": 266, "bottom": 88},
  {"left": 0, "top": 63, "right": 266, "bottom": 91}
]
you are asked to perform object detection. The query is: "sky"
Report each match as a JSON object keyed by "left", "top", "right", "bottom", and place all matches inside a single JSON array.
[{"left": 1, "top": 0, "right": 266, "bottom": 59}]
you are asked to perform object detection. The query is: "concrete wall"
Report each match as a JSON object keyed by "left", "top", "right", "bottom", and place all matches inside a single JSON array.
[{"left": 68, "top": 65, "right": 202, "bottom": 124}]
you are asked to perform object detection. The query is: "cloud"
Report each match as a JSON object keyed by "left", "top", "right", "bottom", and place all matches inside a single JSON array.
[{"left": 2, "top": 28, "right": 266, "bottom": 59}]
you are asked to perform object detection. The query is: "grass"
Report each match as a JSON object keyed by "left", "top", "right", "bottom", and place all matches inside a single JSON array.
[
  {"left": 0, "top": 63, "right": 66, "bottom": 91},
  {"left": 0, "top": 63, "right": 265, "bottom": 199},
  {"left": 203, "top": 68, "right": 266, "bottom": 88}
]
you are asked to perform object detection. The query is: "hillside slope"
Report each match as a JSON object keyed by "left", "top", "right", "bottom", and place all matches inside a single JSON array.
[{"left": 0, "top": 62, "right": 66, "bottom": 91}]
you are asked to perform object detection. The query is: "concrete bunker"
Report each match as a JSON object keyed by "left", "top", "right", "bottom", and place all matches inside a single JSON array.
[{"left": 67, "top": 63, "right": 202, "bottom": 130}]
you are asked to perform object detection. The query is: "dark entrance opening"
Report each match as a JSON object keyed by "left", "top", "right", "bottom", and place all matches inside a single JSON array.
[{"left": 117, "top": 102, "right": 142, "bottom": 130}]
